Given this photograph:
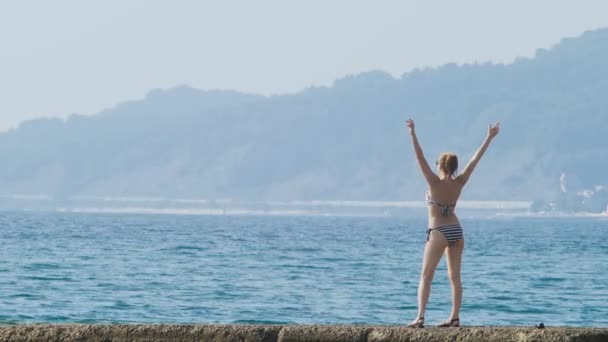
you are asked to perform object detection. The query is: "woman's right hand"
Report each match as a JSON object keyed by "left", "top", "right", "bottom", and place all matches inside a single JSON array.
[
  {"left": 405, "top": 118, "right": 416, "bottom": 135},
  {"left": 487, "top": 122, "right": 500, "bottom": 139}
]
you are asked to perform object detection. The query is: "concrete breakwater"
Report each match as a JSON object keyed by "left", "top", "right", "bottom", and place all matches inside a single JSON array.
[{"left": 1, "top": 325, "right": 607, "bottom": 342}]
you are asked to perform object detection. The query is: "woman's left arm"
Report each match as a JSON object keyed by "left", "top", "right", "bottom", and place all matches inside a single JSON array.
[{"left": 406, "top": 119, "right": 439, "bottom": 185}]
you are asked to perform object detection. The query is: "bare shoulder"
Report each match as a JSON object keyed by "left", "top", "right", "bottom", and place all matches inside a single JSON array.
[{"left": 454, "top": 174, "right": 468, "bottom": 185}]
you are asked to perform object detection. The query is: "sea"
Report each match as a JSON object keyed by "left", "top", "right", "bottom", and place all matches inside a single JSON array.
[{"left": 0, "top": 211, "right": 606, "bottom": 327}]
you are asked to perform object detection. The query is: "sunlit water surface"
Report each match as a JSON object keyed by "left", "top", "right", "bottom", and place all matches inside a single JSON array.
[{"left": 0, "top": 212, "right": 606, "bottom": 326}]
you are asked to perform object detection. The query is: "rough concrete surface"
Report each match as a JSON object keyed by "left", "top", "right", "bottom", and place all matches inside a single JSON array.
[
  {"left": 0, "top": 324, "right": 282, "bottom": 342},
  {"left": 278, "top": 325, "right": 372, "bottom": 342},
  {"left": 0, "top": 325, "right": 607, "bottom": 342},
  {"left": 368, "top": 326, "right": 608, "bottom": 342}
]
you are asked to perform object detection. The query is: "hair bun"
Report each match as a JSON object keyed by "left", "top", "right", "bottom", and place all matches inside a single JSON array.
[{"left": 441, "top": 153, "right": 459, "bottom": 176}]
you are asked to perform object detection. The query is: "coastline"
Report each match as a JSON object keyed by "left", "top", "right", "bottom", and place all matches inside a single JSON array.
[
  {"left": 1, "top": 324, "right": 607, "bottom": 342},
  {"left": 496, "top": 212, "right": 608, "bottom": 219},
  {"left": 2, "top": 194, "right": 607, "bottom": 218}
]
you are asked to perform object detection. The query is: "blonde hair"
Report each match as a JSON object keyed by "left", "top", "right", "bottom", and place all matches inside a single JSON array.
[{"left": 438, "top": 153, "right": 458, "bottom": 177}]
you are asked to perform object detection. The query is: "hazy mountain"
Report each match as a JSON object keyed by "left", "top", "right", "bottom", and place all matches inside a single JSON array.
[{"left": 1, "top": 29, "right": 607, "bottom": 203}]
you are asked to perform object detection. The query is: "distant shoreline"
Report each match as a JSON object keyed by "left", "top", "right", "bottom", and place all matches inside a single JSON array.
[
  {"left": 497, "top": 212, "right": 608, "bottom": 219},
  {"left": 46, "top": 206, "right": 608, "bottom": 219},
  {"left": 1, "top": 195, "right": 607, "bottom": 218}
]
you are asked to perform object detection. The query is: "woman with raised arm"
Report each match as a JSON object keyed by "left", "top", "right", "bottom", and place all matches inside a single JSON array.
[{"left": 405, "top": 118, "right": 500, "bottom": 328}]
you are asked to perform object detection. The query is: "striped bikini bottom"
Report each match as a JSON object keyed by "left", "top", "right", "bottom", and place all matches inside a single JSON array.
[{"left": 426, "top": 223, "right": 463, "bottom": 247}]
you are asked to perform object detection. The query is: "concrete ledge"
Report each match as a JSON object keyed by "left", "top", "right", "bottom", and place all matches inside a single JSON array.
[
  {"left": 0, "top": 325, "right": 607, "bottom": 342},
  {"left": 279, "top": 325, "right": 371, "bottom": 342},
  {"left": 368, "top": 326, "right": 608, "bottom": 342}
]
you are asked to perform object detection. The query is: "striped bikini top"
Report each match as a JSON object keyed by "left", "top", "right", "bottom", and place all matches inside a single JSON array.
[{"left": 425, "top": 191, "right": 456, "bottom": 217}]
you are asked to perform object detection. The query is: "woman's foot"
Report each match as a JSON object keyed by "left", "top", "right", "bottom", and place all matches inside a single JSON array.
[
  {"left": 407, "top": 316, "right": 424, "bottom": 328},
  {"left": 436, "top": 318, "right": 460, "bottom": 327}
]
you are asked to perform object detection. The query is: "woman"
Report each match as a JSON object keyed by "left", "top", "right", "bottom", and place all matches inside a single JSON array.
[{"left": 405, "top": 118, "right": 500, "bottom": 328}]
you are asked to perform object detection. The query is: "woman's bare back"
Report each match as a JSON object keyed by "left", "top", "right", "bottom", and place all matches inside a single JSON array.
[{"left": 426, "top": 178, "right": 464, "bottom": 228}]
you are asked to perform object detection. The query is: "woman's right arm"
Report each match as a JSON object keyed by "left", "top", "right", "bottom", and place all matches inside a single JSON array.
[
  {"left": 457, "top": 122, "right": 500, "bottom": 185},
  {"left": 406, "top": 119, "right": 439, "bottom": 185}
]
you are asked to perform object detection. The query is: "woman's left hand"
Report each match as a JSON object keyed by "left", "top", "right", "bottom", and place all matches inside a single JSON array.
[{"left": 487, "top": 122, "right": 500, "bottom": 139}]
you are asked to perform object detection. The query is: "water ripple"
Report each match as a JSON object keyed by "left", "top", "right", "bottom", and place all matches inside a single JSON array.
[{"left": 0, "top": 213, "right": 606, "bottom": 326}]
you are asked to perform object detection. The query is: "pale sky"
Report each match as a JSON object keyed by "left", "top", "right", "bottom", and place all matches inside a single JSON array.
[{"left": 1, "top": 0, "right": 607, "bottom": 131}]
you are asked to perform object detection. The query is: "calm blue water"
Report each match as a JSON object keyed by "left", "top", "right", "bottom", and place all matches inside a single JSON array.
[{"left": 0, "top": 212, "right": 606, "bottom": 327}]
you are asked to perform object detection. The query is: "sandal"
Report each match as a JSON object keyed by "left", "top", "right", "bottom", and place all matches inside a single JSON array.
[
  {"left": 407, "top": 317, "right": 424, "bottom": 328},
  {"left": 436, "top": 318, "right": 460, "bottom": 327}
]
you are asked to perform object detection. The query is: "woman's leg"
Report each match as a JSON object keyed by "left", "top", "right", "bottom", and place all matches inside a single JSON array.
[
  {"left": 445, "top": 239, "right": 465, "bottom": 320},
  {"left": 415, "top": 231, "right": 447, "bottom": 320}
]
